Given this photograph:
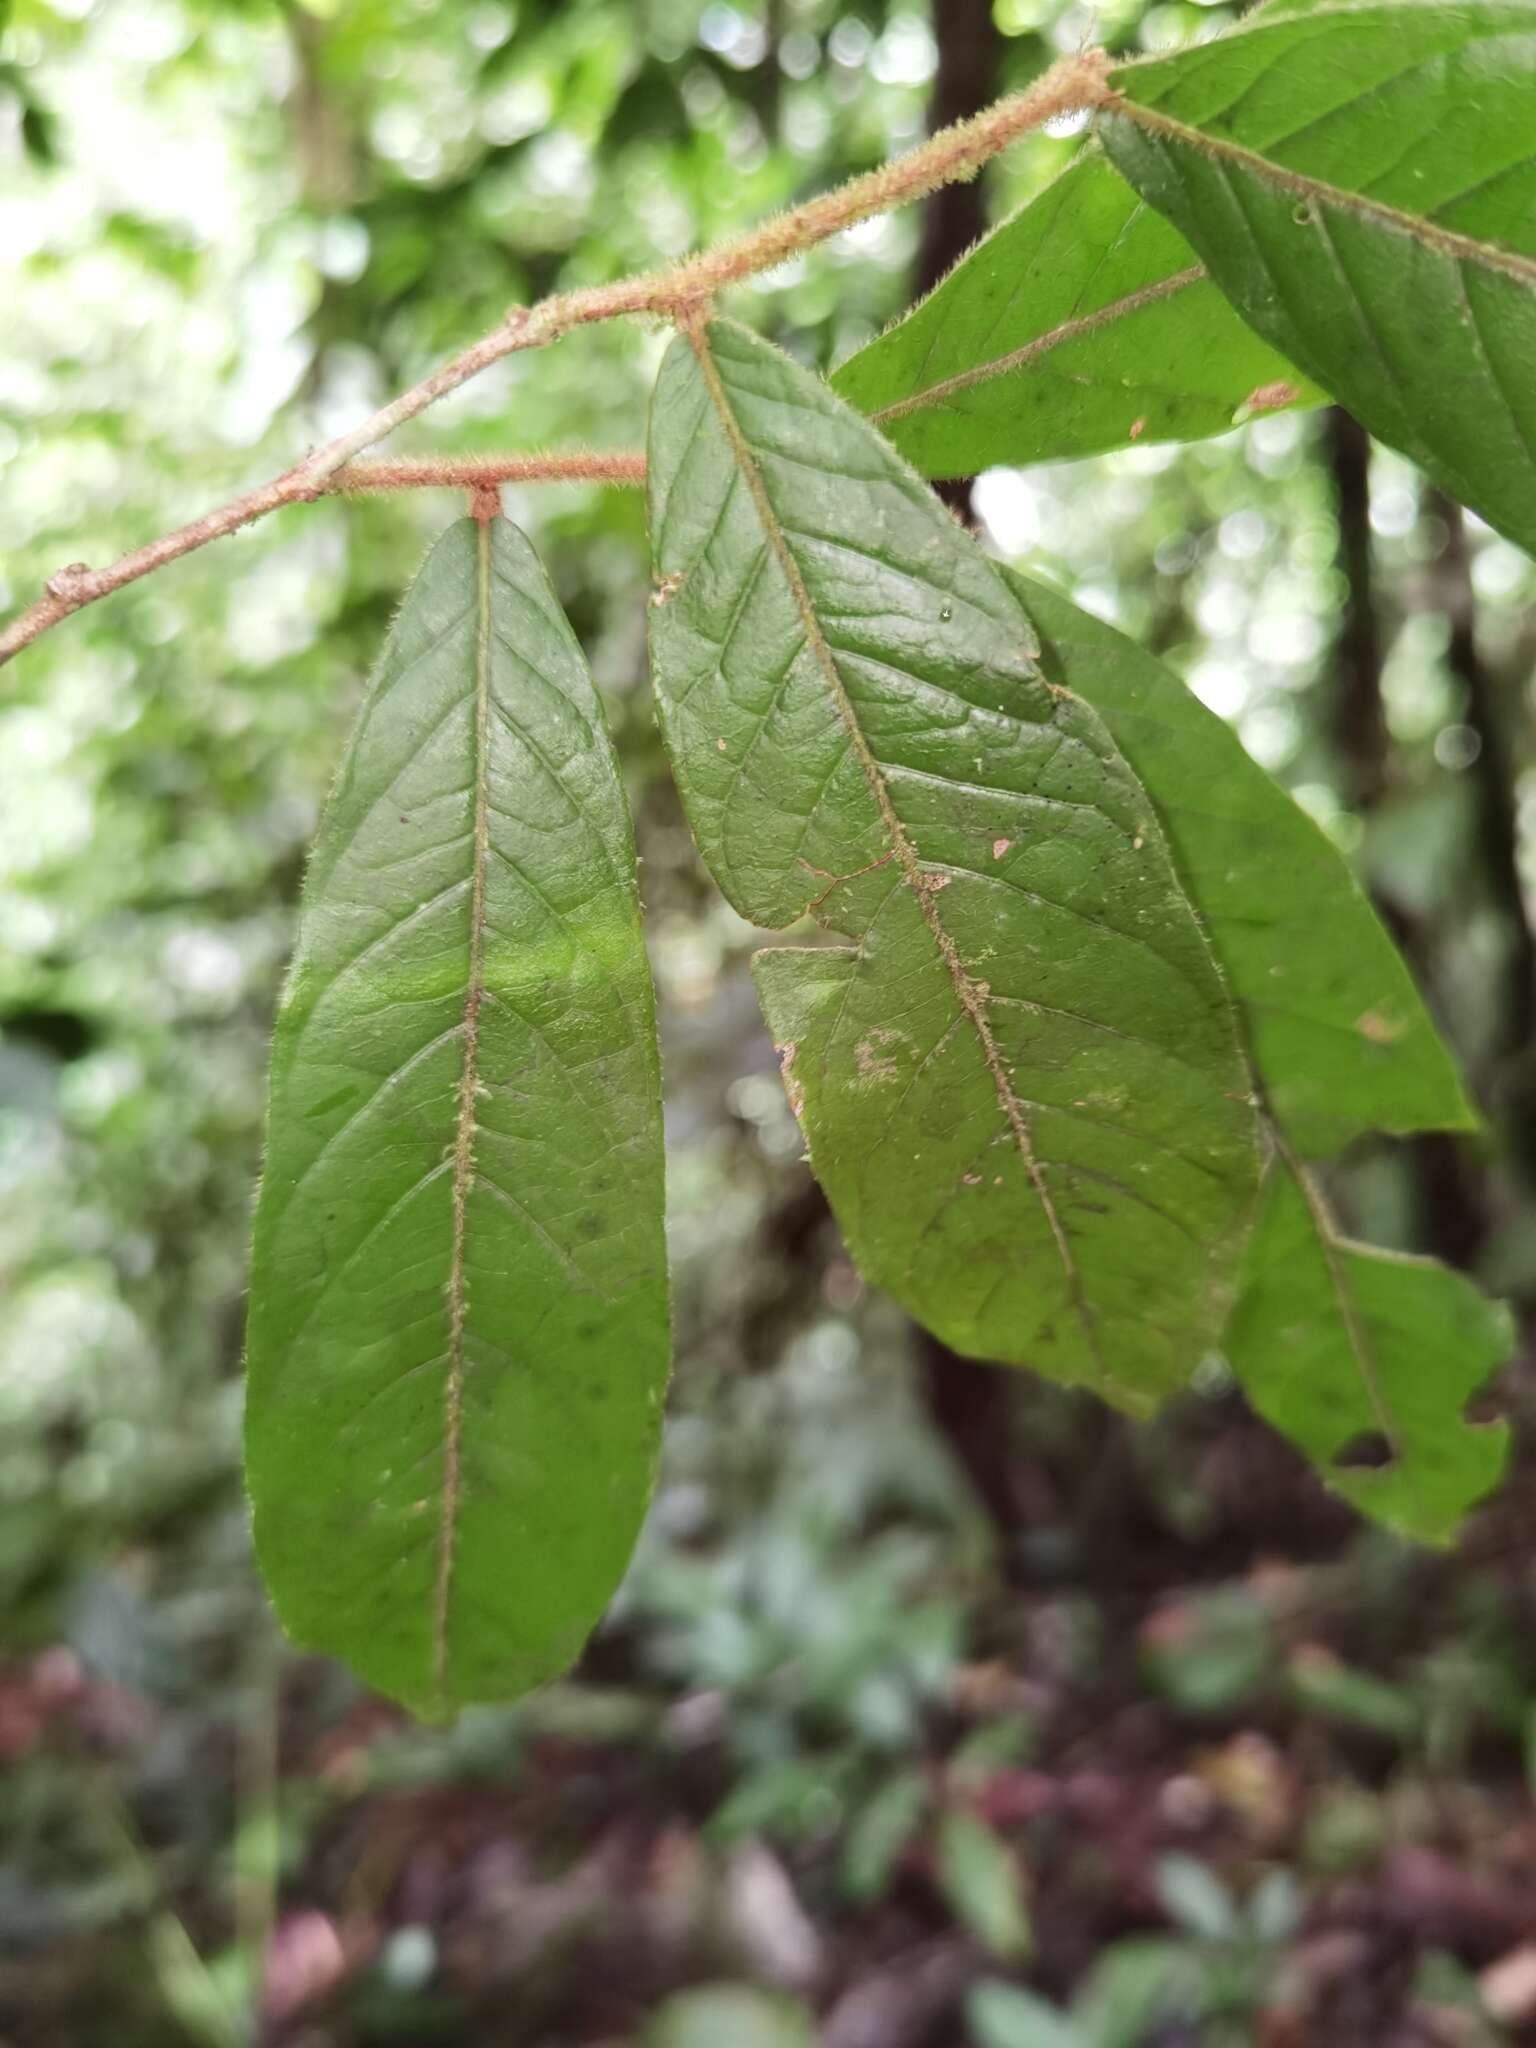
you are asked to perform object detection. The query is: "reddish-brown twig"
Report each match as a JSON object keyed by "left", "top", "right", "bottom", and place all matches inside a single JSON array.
[{"left": 0, "top": 53, "right": 1111, "bottom": 669}]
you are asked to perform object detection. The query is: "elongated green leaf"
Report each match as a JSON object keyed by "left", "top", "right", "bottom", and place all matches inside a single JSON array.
[
  {"left": 935, "top": 1810, "right": 1032, "bottom": 1961},
  {"left": 644, "top": 1986, "right": 814, "bottom": 2048},
  {"left": 246, "top": 516, "right": 669, "bottom": 1718},
  {"left": 1100, "top": 0, "right": 1536, "bottom": 556},
  {"left": 968, "top": 1981, "right": 1082, "bottom": 2048},
  {"left": 999, "top": 570, "right": 1507, "bottom": 1536},
  {"left": 1002, "top": 568, "right": 1475, "bottom": 1156},
  {"left": 647, "top": 318, "right": 1259, "bottom": 1411},
  {"left": 1226, "top": 1153, "right": 1510, "bottom": 1543},
  {"left": 832, "top": 145, "right": 1317, "bottom": 477}
]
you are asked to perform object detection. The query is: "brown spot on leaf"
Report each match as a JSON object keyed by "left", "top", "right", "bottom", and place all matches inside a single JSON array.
[
  {"left": 853, "top": 1026, "right": 905, "bottom": 1086},
  {"left": 774, "top": 1042, "right": 803, "bottom": 1118},
  {"left": 650, "top": 570, "right": 684, "bottom": 607},
  {"left": 992, "top": 837, "right": 1010, "bottom": 860},
  {"left": 1128, "top": 417, "right": 1145, "bottom": 440},
  {"left": 1245, "top": 380, "right": 1299, "bottom": 414},
  {"left": 1355, "top": 1009, "right": 1400, "bottom": 1044}
]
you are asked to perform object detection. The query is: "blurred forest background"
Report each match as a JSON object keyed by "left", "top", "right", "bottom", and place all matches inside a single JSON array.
[{"left": 3, "top": 0, "right": 1536, "bottom": 2041}]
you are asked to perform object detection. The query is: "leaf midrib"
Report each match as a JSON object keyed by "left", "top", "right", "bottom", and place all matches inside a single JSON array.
[
  {"left": 433, "top": 513, "right": 494, "bottom": 1708},
  {"left": 1104, "top": 95, "right": 1536, "bottom": 289},
  {"left": 869, "top": 266, "right": 1206, "bottom": 425},
  {"left": 686, "top": 319, "right": 1107, "bottom": 1381},
  {"left": 1270, "top": 1126, "right": 1426, "bottom": 1529}
]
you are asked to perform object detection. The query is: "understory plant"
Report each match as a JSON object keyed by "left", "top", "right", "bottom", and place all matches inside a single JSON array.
[{"left": 6, "top": 1, "right": 1531, "bottom": 1716}]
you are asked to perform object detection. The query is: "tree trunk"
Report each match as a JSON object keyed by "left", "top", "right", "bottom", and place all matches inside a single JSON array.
[
  {"left": 913, "top": 0, "right": 1003, "bottom": 522},
  {"left": 910, "top": 0, "right": 1028, "bottom": 1540}
]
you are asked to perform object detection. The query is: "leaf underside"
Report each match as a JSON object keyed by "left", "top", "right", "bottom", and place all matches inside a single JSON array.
[
  {"left": 1002, "top": 569, "right": 1508, "bottom": 1539},
  {"left": 833, "top": 144, "right": 1318, "bottom": 477},
  {"left": 1101, "top": 0, "right": 1536, "bottom": 557},
  {"left": 246, "top": 516, "right": 669, "bottom": 1718},
  {"left": 647, "top": 317, "right": 1260, "bottom": 1412}
]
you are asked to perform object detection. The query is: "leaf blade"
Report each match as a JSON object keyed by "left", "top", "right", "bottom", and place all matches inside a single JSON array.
[
  {"left": 935, "top": 1809, "right": 1033, "bottom": 1962},
  {"left": 1227, "top": 1152, "right": 1511, "bottom": 1544},
  {"left": 1002, "top": 566, "right": 1476, "bottom": 1154},
  {"left": 1100, "top": 0, "right": 1536, "bottom": 554},
  {"left": 648, "top": 319, "right": 1260, "bottom": 1409},
  {"left": 996, "top": 568, "right": 1508, "bottom": 1538},
  {"left": 833, "top": 145, "right": 1318, "bottom": 476},
  {"left": 246, "top": 517, "right": 669, "bottom": 1717}
]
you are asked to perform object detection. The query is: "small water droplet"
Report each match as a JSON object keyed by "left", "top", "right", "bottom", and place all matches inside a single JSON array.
[
  {"left": 939, "top": 604, "right": 953, "bottom": 622},
  {"left": 1292, "top": 202, "right": 1312, "bottom": 227}
]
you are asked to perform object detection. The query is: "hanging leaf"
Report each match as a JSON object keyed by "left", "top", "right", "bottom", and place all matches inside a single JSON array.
[
  {"left": 999, "top": 569, "right": 1509, "bottom": 1539},
  {"left": 1001, "top": 567, "right": 1475, "bottom": 1156},
  {"left": 647, "top": 317, "right": 1259, "bottom": 1412},
  {"left": 1227, "top": 1153, "right": 1511, "bottom": 1543},
  {"left": 833, "top": 145, "right": 1317, "bottom": 477},
  {"left": 1099, "top": 0, "right": 1536, "bottom": 556},
  {"left": 246, "top": 516, "right": 670, "bottom": 1717}
]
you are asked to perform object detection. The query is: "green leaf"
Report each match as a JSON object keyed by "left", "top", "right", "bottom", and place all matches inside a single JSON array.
[
  {"left": 1002, "top": 568, "right": 1475, "bottom": 1155},
  {"left": 1073, "top": 1939, "right": 1211, "bottom": 2048},
  {"left": 841, "top": 1768, "right": 929, "bottom": 1904},
  {"left": 935, "top": 1809, "right": 1033, "bottom": 1961},
  {"left": 245, "top": 516, "right": 669, "bottom": 1718},
  {"left": 832, "top": 145, "right": 1317, "bottom": 477},
  {"left": 1227, "top": 1152, "right": 1511, "bottom": 1544},
  {"left": 967, "top": 1978, "right": 1082, "bottom": 2048},
  {"left": 998, "top": 570, "right": 1509, "bottom": 1540},
  {"left": 643, "top": 1985, "right": 814, "bottom": 2048},
  {"left": 1286, "top": 1645, "right": 1422, "bottom": 1741},
  {"left": 1138, "top": 1587, "right": 1276, "bottom": 1716},
  {"left": 1153, "top": 1852, "right": 1236, "bottom": 1942},
  {"left": 647, "top": 318, "right": 1259, "bottom": 1410},
  {"left": 1099, "top": 1, "right": 1536, "bottom": 556}
]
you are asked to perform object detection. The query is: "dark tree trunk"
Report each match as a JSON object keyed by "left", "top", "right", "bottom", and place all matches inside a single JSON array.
[
  {"left": 912, "top": 0, "right": 1003, "bottom": 522},
  {"left": 909, "top": 0, "right": 1027, "bottom": 1541},
  {"left": 913, "top": 0, "right": 1002, "bottom": 297},
  {"left": 1327, "top": 409, "right": 1389, "bottom": 811},
  {"left": 1429, "top": 490, "right": 1536, "bottom": 1195},
  {"left": 1325, "top": 417, "right": 1510, "bottom": 1263}
]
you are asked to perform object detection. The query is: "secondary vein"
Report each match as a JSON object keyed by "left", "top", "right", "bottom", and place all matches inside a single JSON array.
[{"left": 434, "top": 516, "right": 493, "bottom": 1706}]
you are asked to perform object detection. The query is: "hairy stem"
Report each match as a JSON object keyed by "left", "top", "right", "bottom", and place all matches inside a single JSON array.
[
  {"left": 331, "top": 451, "right": 646, "bottom": 493},
  {"left": 0, "top": 52, "right": 1109, "bottom": 669}
]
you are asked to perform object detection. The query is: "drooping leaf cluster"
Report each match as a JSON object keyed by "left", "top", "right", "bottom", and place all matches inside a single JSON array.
[{"left": 247, "top": 0, "right": 1528, "bottom": 1713}]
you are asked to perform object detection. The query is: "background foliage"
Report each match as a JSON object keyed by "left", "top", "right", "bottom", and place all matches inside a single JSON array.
[{"left": 3, "top": 0, "right": 1536, "bottom": 2040}]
